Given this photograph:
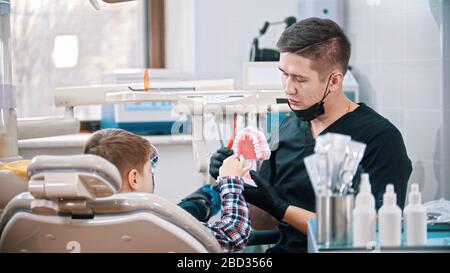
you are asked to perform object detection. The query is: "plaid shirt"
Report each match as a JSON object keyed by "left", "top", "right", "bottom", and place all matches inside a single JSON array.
[
  {"left": 204, "top": 176, "right": 251, "bottom": 252},
  {"left": 149, "top": 146, "right": 250, "bottom": 252}
]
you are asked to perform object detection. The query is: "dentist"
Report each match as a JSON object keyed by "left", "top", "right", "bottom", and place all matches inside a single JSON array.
[{"left": 209, "top": 17, "right": 412, "bottom": 253}]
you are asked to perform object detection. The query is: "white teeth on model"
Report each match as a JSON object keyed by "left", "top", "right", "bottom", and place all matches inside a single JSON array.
[
  {"left": 253, "top": 144, "right": 261, "bottom": 151},
  {"left": 232, "top": 127, "right": 270, "bottom": 160}
]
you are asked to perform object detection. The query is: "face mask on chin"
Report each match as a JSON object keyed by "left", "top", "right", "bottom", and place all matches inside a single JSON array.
[{"left": 288, "top": 73, "right": 334, "bottom": 121}]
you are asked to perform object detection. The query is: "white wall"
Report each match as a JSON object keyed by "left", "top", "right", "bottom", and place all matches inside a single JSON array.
[
  {"left": 165, "top": 0, "right": 195, "bottom": 79},
  {"left": 193, "top": 0, "right": 299, "bottom": 88},
  {"left": 344, "top": 0, "right": 450, "bottom": 202},
  {"left": 166, "top": 0, "right": 299, "bottom": 87}
]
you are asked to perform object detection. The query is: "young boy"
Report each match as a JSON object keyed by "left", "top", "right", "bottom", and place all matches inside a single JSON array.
[{"left": 83, "top": 128, "right": 251, "bottom": 252}]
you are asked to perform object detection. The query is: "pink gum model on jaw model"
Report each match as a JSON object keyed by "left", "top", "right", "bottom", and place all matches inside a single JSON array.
[
  {"left": 231, "top": 127, "right": 271, "bottom": 180},
  {"left": 232, "top": 127, "right": 271, "bottom": 160}
]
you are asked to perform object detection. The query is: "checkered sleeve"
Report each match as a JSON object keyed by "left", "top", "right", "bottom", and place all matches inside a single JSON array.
[{"left": 203, "top": 176, "right": 251, "bottom": 252}]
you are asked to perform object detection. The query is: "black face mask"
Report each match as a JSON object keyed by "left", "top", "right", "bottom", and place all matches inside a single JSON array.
[
  {"left": 288, "top": 74, "right": 333, "bottom": 121},
  {"left": 287, "top": 74, "right": 333, "bottom": 121}
]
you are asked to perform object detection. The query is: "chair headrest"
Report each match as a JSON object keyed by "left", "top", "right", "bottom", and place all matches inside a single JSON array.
[{"left": 27, "top": 154, "right": 122, "bottom": 200}]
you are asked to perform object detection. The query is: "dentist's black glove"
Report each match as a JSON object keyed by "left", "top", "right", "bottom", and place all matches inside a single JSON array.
[
  {"left": 209, "top": 147, "right": 234, "bottom": 180},
  {"left": 244, "top": 170, "right": 289, "bottom": 221}
]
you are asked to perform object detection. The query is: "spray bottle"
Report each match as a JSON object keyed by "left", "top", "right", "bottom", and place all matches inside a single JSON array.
[
  {"left": 378, "top": 184, "right": 402, "bottom": 247},
  {"left": 352, "top": 173, "right": 376, "bottom": 247},
  {"left": 404, "top": 183, "right": 427, "bottom": 246}
]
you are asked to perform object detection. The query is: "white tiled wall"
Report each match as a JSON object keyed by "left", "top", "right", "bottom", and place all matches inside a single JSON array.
[
  {"left": 190, "top": 0, "right": 299, "bottom": 87},
  {"left": 345, "top": 0, "right": 450, "bottom": 201},
  {"left": 172, "top": 0, "right": 450, "bottom": 201}
]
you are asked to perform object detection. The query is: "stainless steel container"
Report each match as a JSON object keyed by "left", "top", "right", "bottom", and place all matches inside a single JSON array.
[{"left": 316, "top": 194, "right": 354, "bottom": 246}]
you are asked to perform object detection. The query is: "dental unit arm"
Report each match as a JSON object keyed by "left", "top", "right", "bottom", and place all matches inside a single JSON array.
[{"left": 105, "top": 88, "right": 290, "bottom": 183}]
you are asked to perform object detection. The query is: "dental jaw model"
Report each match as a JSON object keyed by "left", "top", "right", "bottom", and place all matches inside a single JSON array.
[{"left": 231, "top": 127, "right": 271, "bottom": 180}]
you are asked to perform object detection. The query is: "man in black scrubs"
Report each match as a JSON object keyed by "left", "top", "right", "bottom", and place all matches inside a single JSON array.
[{"left": 209, "top": 17, "right": 412, "bottom": 252}]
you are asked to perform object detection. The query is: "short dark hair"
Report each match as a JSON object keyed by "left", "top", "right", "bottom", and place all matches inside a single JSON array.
[{"left": 276, "top": 17, "right": 351, "bottom": 80}]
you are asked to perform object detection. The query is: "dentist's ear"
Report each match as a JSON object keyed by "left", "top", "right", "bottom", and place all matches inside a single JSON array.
[
  {"left": 127, "top": 169, "right": 140, "bottom": 191},
  {"left": 329, "top": 72, "right": 344, "bottom": 92}
]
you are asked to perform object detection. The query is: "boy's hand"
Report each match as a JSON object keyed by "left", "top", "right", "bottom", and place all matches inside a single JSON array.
[{"left": 219, "top": 155, "right": 251, "bottom": 177}]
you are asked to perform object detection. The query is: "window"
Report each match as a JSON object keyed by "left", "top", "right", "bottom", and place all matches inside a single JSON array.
[{"left": 10, "top": 0, "right": 154, "bottom": 119}]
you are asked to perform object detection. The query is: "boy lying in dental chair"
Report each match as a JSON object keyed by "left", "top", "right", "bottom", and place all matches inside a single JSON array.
[{"left": 83, "top": 128, "right": 251, "bottom": 252}]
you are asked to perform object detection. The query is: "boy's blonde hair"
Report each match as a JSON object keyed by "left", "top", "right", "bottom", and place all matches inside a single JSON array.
[{"left": 84, "top": 129, "right": 154, "bottom": 179}]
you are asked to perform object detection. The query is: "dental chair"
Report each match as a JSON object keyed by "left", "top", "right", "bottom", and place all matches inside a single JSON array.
[
  {"left": 0, "top": 170, "right": 27, "bottom": 216},
  {"left": 0, "top": 154, "right": 221, "bottom": 253}
]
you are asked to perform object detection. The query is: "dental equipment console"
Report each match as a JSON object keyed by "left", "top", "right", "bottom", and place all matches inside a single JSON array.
[{"left": 105, "top": 88, "right": 290, "bottom": 183}]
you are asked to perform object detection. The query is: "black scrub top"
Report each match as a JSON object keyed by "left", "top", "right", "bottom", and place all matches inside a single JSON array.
[{"left": 259, "top": 103, "right": 412, "bottom": 253}]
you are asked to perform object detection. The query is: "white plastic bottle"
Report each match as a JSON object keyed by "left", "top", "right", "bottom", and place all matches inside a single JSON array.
[
  {"left": 352, "top": 173, "right": 376, "bottom": 247},
  {"left": 404, "top": 184, "right": 427, "bottom": 246},
  {"left": 378, "top": 184, "right": 402, "bottom": 247}
]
